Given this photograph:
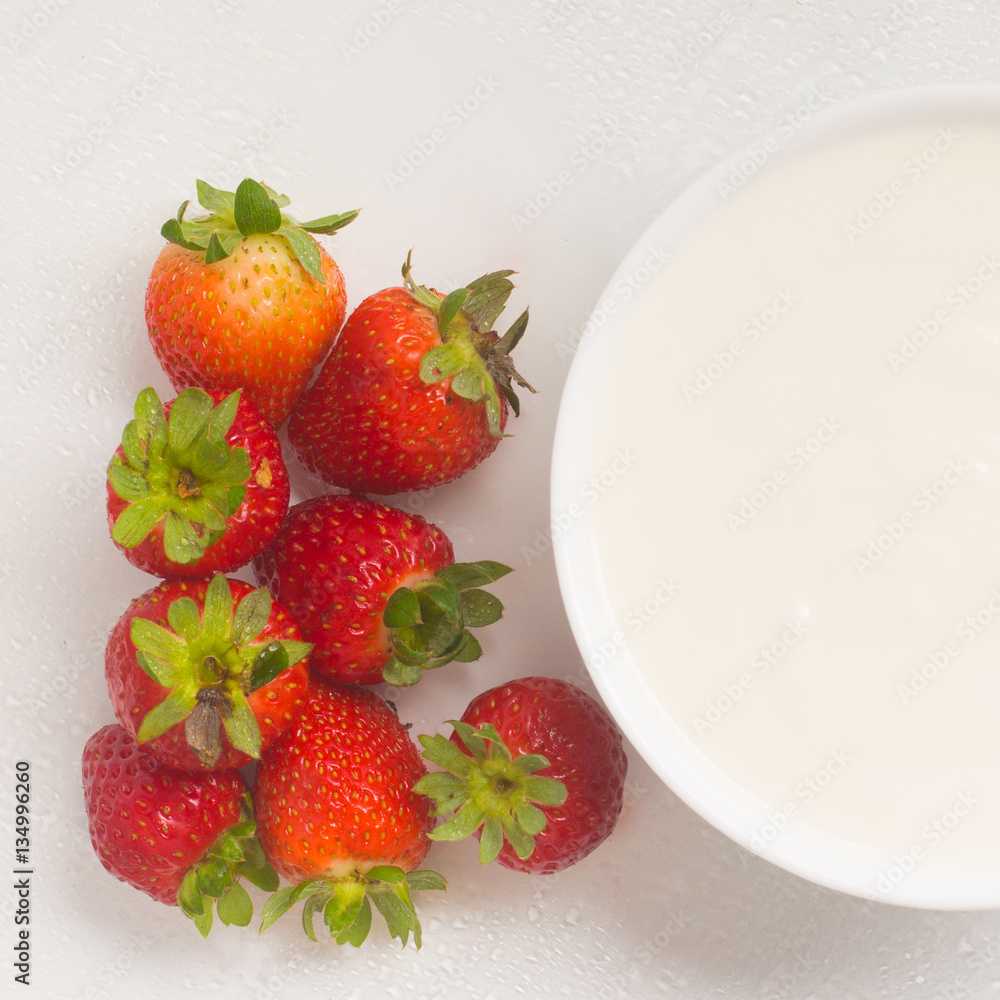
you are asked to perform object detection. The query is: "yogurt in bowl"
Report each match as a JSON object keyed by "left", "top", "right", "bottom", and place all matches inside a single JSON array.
[{"left": 552, "top": 85, "right": 1000, "bottom": 909}]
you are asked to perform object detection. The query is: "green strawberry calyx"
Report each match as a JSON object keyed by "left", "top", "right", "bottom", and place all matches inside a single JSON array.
[
  {"left": 132, "top": 573, "right": 312, "bottom": 767},
  {"left": 259, "top": 865, "right": 446, "bottom": 949},
  {"left": 401, "top": 251, "right": 536, "bottom": 436},
  {"left": 380, "top": 560, "right": 512, "bottom": 687},
  {"left": 414, "top": 721, "right": 568, "bottom": 865},
  {"left": 109, "top": 386, "right": 254, "bottom": 566},
  {"left": 160, "top": 177, "right": 359, "bottom": 284},
  {"left": 178, "top": 792, "right": 280, "bottom": 937}
]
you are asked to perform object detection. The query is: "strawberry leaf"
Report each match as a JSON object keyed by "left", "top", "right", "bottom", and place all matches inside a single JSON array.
[
  {"left": 234, "top": 178, "right": 282, "bottom": 237},
  {"left": 277, "top": 224, "right": 324, "bottom": 283},
  {"left": 231, "top": 588, "right": 271, "bottom": 647},
  {"left": 297, "top": 209, "right": 360, "bottom": 234},
  {"left": 382, "top": 657, "right": 423, "bottom": 687},
  {"left": 459, "top": 589, "right": 503, "bottom": 627},
  {"left": 131, "top": 618, "right": 188, "bottom": 666},
  {"left": 196, "top": 178, "right": 235, "bottom": 215},
  {"left": 222, "top": 693, "right": 262, "bottom": 760},
  {"left": 259, "top": 885, "right": 301, "bottom": 934},
  {"left": 207, "top": 390, "right": 241, "bottom": 438},
  {"left": 383, "top": 587, "right": 422, "bottom": 628},
  {"left": 137, "top": 685, "right": 199, "bottom": 743},
  {"left": 166, "top": 596, "right": 202, "bottom": 641},
  {"left": 437, "top": 288, "right": 469, "bottom": 338},
  {"left": 161, "top": 217, "right": 205, "bottom": 252},
  {"left": 111, "top": 498, "right": 164, "bottom": 548},
  {"left": 201, "top": 574, "right": 233, "bottom": 638},
  {"left": 216, "top": 881, "right": 253, "bottom": 927},
  {"left": 451, "top": 632, "right": 483, "bottom": 663}
]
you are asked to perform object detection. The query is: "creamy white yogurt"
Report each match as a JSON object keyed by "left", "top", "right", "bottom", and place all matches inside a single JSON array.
[{"left": 589, "top": 120, "right": 1000, "bottom": 859}]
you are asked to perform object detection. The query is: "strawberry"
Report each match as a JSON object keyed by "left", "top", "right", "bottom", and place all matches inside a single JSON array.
[
  {"left": 252, "top": 494, "right": 511, "bottom": 686},
  {"left": 145, "top": 177, "right": 357, "bottom": 427},
  {"left": 82, "top": 723, "right": 278, "bottom": 935},
  {"left": 105, "top": 573, "right": 311, "bottom": 771},
  {"left": 287, "top": 251, "right": 534, "bottom": 494},
  {"left": 254, "top": 679, "right": 444, "bottom": 948},
  {"left": 415, "top": 676, "right": 628, "bottom": 874},
  {"left": 106, "top": 386, "right": 289, "bottom": 578}
]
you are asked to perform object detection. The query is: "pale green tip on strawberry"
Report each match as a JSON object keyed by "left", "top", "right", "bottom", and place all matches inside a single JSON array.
[
  {"left": 381, "top": 560, "right": 512, "bottom": 687},
  {"left": 259, "top": 866, "right": 446, "bottom": 949},
  {"left": 132, "top": 574, "right": 312, "bottom": 767},
  {"left": 178, "top": 792, "right": 280, "bottom": 937},
  {"left": 401, "top": 250, "right": 535, "bottom": 436},
  {"left": 109, "top": 386, "right": 250, "bottom": 564},
  {"left": 160, "top": 177, "right": 359, "bottom": 284},
  {"left": 414, "top": 721, "right": 567, "bottom": 865}
]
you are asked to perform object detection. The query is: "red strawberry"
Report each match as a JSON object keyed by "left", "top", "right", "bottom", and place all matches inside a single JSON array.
[
  {"left": 106, "top": 386, "right": 289, "bottom": 578},
  {"left": 254, "top": 679, "right": 444, "bottom": 948},
  {"left": 105, "top": 573, "right": 311, "bottom": 771},
  {"left": 82, "top": 723, "right": 278, "bottom": 935},
  {"left": 252, "top": 494, "right": 511, "bottom": 686},
  {"left": 145, "top": 177, "right": 357, "bottom": 427},
  {"left": 415, "top": 676, "right": 628, "bottom": 874},
  {"left": 287, "top": 251, "right": 534, "bottom": 494}
]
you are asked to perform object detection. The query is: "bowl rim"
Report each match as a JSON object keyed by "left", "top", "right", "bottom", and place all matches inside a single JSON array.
[{"left": 550, "top": 82, "right": 1000, "bottom": 910}]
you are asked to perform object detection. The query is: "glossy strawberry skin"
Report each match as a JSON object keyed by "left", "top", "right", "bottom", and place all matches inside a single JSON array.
[
  {"left": 252, "top": 495, "right": 454, "bottom": 685},
  {"left": 82, "top": 724, "right": 246, "bottom": 905},
  {"left": 287, "top": 287, "right": 506, "bottom": 494},
  {"left": 253, "top": 679, "right": 433, "bottom": 882},
  {"left": 458, "top": 677, "right": 627, "bottom": 874},
  {"left": 105, "top": 577, "right": 309, "bottom": 771},
  {"left": 145, "top": 237, "right": 347, "bottom": 427},
  {"left": 106, "top": 389, "right": 290, "bottom": 579}
]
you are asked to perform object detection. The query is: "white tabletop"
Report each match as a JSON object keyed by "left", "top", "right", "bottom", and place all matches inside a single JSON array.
[{"left": 4, "top": 1, "right": 1000, "bottom": 997}]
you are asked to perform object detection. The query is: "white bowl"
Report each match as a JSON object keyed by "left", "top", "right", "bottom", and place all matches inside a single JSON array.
[{"left": 552, "top": 84, "right": 1000, "bottom": 910}]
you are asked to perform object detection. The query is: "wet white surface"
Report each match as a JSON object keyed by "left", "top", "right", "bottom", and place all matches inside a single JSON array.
[{"left": 5, "top": 1, "right": 1000, "bottom": 997}]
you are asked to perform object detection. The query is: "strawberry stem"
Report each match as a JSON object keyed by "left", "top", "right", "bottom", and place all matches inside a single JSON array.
[
  {"left": 131, "top": 574, "right": 312, "bottom": 766},
  {"left": 414, "top": 721, "right": 567, "bottom": 865},
  {"left": 380, "top": 561, "right": 512, "bottom": 686},
  {"left": 159, "top": 177, "right": 359, "bottom": 284},
  {"left": 108, "top": 387, "right": 251, "bottom": 566},
  {"left": 177, "top": 793, "right": 279, "bottom": 937},
  {"left": 259, "top": 866, "right": 445, "bottom": 949},
  {"left": 400, "top": 251, "right": 535, "bottom": 436}
]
